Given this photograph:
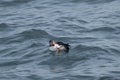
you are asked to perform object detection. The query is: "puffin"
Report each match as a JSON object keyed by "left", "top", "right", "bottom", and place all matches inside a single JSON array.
[{"left": 49, "top": 40, "right": 70, "bottom": 53}]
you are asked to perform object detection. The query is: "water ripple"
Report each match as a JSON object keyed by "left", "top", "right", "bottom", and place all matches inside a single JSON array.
[
  {"left": 0, "top": 0, "right": 32, "bottom": 7},
  {"left": 19, "top": 29, "right": 54, "bottom": 39},
  {"left": 0, "top": 0, "right": 120, "bottom": 80}
]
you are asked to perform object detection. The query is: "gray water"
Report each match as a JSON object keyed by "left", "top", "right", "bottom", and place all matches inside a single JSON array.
[{"left": 0, "top": 0, "right": 120, "bottom": 80}]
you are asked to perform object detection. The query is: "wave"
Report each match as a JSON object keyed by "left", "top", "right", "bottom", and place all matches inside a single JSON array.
[
  {"left": 0, "top": 58, "right": 33, "bottom": 66},
  {"left": 70, "top": 0, "right": 116, "bottom": 4},
  {"left": 72, "top": 44, "right": 110, "bottom": 59},
  {"left": 51, "top": 0, "right": 116, "bottom": 5},
  {"left": 19, "top": 29, "right": 54, "bottom": 39},
  {"left": 108, "top": 47, "right": 120, "bottom": 55},
  {"left": 0, "top": 28, "right": 55, "bottom": 45},
  {"left": 98, "top": 76, "right": 117, "bottom": 80},
  {"left": 90, "top": 27, "right": 116, "bottom": 32},
  {"left": 71, "top": 44, "right": 120, "bottom": 64},
  {"left": 0, "top": 0, "right": 32, "bottom": 7},
  {"left": 56, "top": 16, "right": 88, "bottom": 24},
  {"left": 73, "top": 44, "right": 109, "bottom": 53},
  {"left": 0, "top": 23, "right": 9, "bottom": 30}
]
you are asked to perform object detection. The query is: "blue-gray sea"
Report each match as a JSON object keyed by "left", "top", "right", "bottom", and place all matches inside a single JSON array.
[{"left": 0, "top": 0, "right": 120, "bottom": 80}]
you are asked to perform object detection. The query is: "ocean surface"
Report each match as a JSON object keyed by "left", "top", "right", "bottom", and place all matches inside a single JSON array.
[{"left": 0, "top": 0, "right": 120, "bottom": 80}]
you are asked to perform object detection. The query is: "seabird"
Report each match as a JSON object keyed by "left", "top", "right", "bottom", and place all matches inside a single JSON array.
[{"left": 49, "top": 40, "right": 70, "bottom": 53}]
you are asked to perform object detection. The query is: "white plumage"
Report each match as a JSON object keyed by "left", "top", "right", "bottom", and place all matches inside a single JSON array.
[
  {"left": 49, "top": 44, "right": 60, "bottom": 51},
  {"left": 49, "top": 44, "right": 65, "bottom": 51},
  {"left": 49, "top": 40, "right": 70, "bottom": 53}
]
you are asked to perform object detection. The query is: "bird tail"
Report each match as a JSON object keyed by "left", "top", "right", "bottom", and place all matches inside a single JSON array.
[{"left": 64, "top": 43, "right": 70, "bottom": 53}]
